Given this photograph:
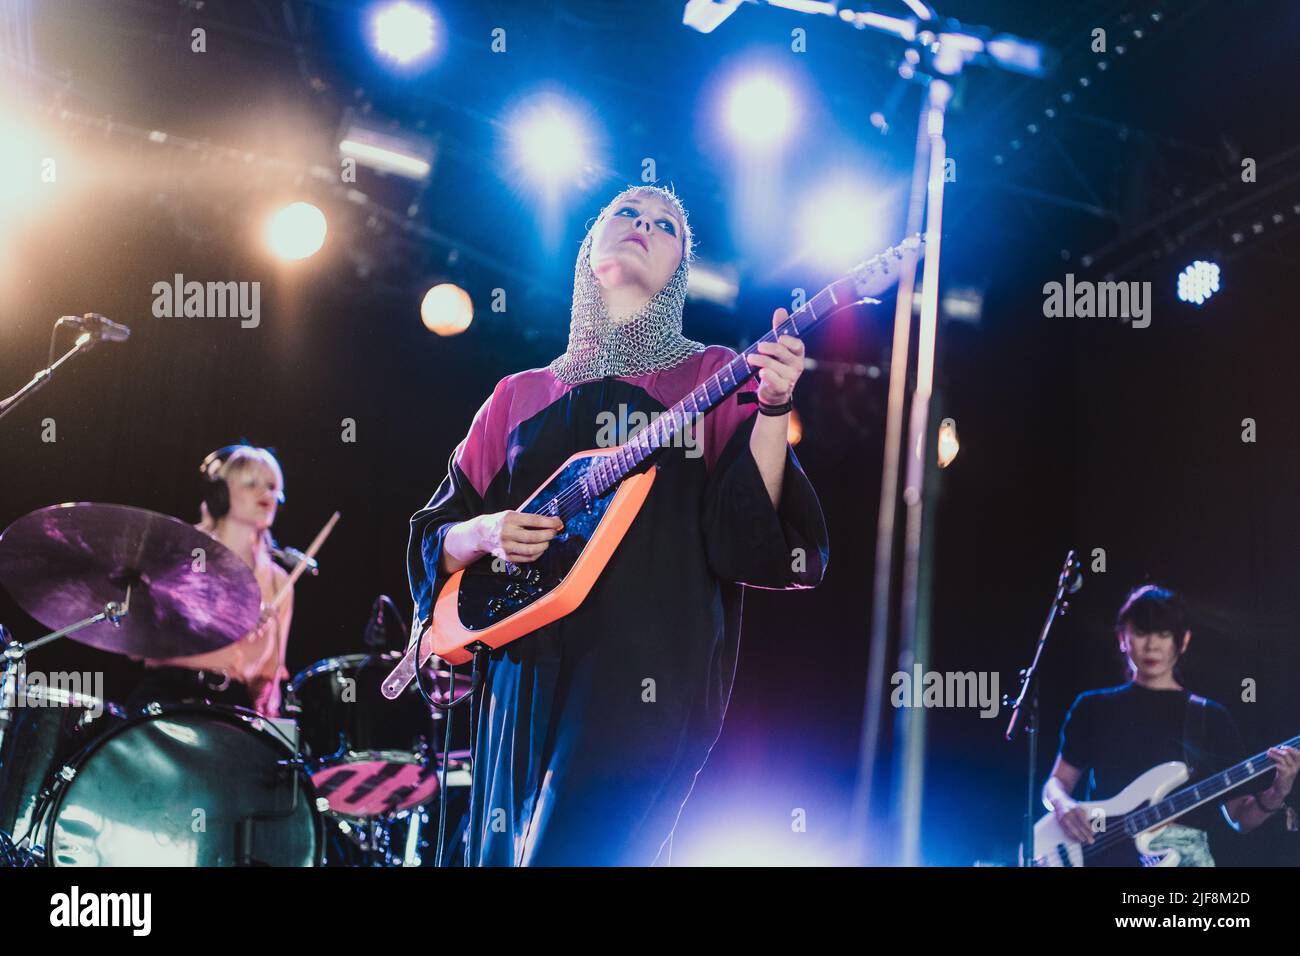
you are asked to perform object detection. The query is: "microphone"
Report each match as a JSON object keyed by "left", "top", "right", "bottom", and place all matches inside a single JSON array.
[
  {"left": 363, "top": 597, "right": 387, "bottom": 649},
  {"left": 271, "top": 546, "right": 319, "bottom": 575},
  {"left": 61, "top": 313, "right": 131, "bottom": 343}
]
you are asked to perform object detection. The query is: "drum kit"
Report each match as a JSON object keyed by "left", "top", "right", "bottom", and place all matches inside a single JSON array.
[{"left": 0, "top": 502, "right": 469, "bottom": 867}]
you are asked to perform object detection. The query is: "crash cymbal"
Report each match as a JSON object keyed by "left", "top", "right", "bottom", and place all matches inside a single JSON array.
[{"left": 0, "top": 503, "right": 261, "bottom": 658}]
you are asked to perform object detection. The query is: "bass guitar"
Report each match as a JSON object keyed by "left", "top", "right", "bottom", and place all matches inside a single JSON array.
[{"left": 1033, "top": 736, "right": 1299, "bottom": 866}]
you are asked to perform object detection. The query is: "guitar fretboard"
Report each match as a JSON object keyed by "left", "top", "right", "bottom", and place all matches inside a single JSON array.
[
  {"left": 540, "top": 281, "right": 851, "bottom": 522},
  {"left": 1123, "top": 733, "right": 1300, "bottom": 835}
]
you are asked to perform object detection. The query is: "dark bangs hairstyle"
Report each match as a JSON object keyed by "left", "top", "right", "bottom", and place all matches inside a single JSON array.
[{"left": 1115, "top": 584, "right": 1191, "bottom": 652}]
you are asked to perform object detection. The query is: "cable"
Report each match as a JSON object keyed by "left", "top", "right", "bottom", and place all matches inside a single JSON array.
[
  {"left": 434, "top": 665, "right": 455, "bottom": 867},
  {"left": 462, "top": 647, "right": 489, "bottom": 867}
]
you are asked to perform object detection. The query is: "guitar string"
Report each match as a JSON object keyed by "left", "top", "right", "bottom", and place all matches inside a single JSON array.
[
  {"left": 521, "top": 247, "right": 902, "bottom": 548},
  {"left": 1062, "top": 733, "right": 1300, "bottom": 860},
  {"left": 493, "top": 246, "right": 903, "bottom": 589},
  {"left": 536, "top": 311, "right": 817, "bottom": 521}
]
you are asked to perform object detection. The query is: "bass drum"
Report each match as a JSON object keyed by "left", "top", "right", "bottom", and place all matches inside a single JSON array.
[{"left": 37, "top": 704, "right": 323, "bottom": 867}]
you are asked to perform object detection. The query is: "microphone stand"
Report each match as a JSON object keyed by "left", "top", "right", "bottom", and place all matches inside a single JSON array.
[
  {"left": 744, "top": 2, "right": 1050, "bottom": 866},
  {"left": 0, "top": 331, "right": 94, "bottom": 423},
  {"left": 1004, "top": 551, "right": 1080, "bottom": 866},
  {"left": 0, "top": 316, "right": 118, "bottom": 424}
]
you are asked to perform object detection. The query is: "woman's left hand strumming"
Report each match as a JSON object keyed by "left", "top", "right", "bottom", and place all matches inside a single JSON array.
[{"left": 745, "top": 307, "right": 805, "bottom": 406}]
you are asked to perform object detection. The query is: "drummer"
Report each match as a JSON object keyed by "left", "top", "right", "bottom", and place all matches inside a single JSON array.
[{"left": 128, "top": 445, "right": 294, "bottom": 717}]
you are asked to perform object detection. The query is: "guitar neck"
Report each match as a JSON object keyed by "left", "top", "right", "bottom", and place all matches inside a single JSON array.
[
  {"left": 528, "top": 235, "right": 920, "bottom": 520},
  {"left": 1127, "top": 733, "right": 1300, "bottom": 833},
  {"left": 586, "top": 285, "right": 841, "bottom": 496}
]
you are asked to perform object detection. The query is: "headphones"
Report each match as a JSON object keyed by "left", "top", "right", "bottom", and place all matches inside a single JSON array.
[{"left": 200, "top": 444, "right": 283, "bottom": 519}]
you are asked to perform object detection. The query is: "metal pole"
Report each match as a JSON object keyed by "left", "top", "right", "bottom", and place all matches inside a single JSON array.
[
  {"left": 849, "top": 81, "right": 932, "bottom": 865},
  {"left": 893, "top": 76, "right": 952, "bottom": 867}
]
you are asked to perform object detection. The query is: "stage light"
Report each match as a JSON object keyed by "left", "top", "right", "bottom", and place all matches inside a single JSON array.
[
  {"left": 508, "top": 97, "right": 592, "bottom": 189},
  {"left": 370, "top": 2, "right": 436, "bottom": 66},
  {"left": 266, "top": 202, "right": 327, "bottom": 260},
  {"left": 1177, "top": 260, "right": 1220, "bottom": 305},
  {"left": 682, "top": 0, "right": 743, "bottom": 33},
  {"left": 339, "top": 119, "right": 434, "bottom": 181},
  {"left": 725, "top": 74, "right": 796, "bottom": 149},
  {"left": 797, "top": 176, "right": 887, "bottom": 272},
  {"left": 941, "top": 286, "right": 984, "bottom": 324},
  {"left": 0, "top": 107, "right": 53, "bottom": 226},
  {"left": 937, "top": 417, "right": 959, "bottom": 468},
  {"left": 787, "top": 408, "right": 803, "bottom": 446},
  {"left": 686, "top": 261, "right": 739, "bottom": 309},
  {"left": 669, "top": 811, "right": 848, "bottom": 866},
  {"left": 421, "top": 283, "right": 473, "bottom": 336}
]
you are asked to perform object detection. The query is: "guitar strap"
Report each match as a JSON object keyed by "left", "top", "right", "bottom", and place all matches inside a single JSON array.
[{"left": 1182, "top": 693, "right": 1209, "bottom": 779}]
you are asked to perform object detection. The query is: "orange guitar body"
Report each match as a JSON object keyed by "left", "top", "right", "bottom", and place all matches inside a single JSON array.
[{"left": 423, "top": 447, "right": 656, "bottom": 665}]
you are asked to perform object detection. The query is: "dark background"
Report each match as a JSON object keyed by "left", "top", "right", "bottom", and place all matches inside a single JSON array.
[{"left": 1, "top": 0, "right": 1297, "bottom": 865}]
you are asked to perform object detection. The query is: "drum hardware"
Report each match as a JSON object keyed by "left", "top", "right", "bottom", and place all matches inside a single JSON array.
[
  {"left": 327, "top": 804, "right": 433, "bottom": 867},
  {"left": 236, "top": 754, "right": 313, "bottom": 866},
  {"left": 0, "top": 503, "right": 336, "bottom": 867},
  {"left": 287, "top": 648, "right": 469, "bottom": 819},
  {"left": 401, "top": 805, "right": 427, "bottom": 866},
  {"left": 0, "top": 503, "right": 262, "bottom": 659},
  {"left": 201, "top": 669, "right": 232, "bottom": 692},
  {"left": 0, "top": 588, "right": 132, "bottom": 835},
  {"left": 0, "top": 824, "right": 34, "bottom": 867},
  {"left": 313, "top": 734, "right": 352, "bottom": 772}
]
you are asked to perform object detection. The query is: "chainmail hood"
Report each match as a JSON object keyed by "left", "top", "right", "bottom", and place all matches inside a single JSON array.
[{"left": 548, "top": 189, "right": 705, "bottom": 384}]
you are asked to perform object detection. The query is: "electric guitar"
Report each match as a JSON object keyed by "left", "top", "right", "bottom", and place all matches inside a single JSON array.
[
  {"left": 1032, "top": 734, "right": 1299, "bottom": 866},
  {"left": 382, "top": 236, "right": 923, "bottom": 698}
]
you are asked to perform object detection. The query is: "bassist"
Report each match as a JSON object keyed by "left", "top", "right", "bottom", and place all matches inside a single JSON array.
[{"left": 1043, "top": 585, "right": 1299, "bottom": 865}]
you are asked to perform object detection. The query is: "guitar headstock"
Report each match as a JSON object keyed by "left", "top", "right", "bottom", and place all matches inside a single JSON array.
[{"left": 847, "top": 234, "right": 926, "bottom": 301}]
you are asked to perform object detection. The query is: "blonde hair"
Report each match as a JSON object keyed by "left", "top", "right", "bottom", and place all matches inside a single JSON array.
[
  {"left": 199, "top": 445, "right": 285, "bottom": 553},
  {"left": 591, "top": 184, "right": 696, "bottom": 264}
]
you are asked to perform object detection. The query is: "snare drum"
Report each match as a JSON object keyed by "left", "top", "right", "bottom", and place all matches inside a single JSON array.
[
  {"left": 287, "top": 652, "right": 468, "bottom": 819},
  {"left": 0, "top": 682, "right": 126, "bottom": 845},
  {"left": 35, "top": 703, "right": 323, "bottom": 866}
]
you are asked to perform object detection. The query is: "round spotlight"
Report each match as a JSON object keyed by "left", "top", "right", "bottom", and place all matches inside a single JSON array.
[
  {"left": 371, "top": 2, "right": 436, "bottom": 66},
  {"left": 1177, "top": 260, "right": 1220, "bottom": 306},
  {"left": 510, "top": 98, "right": 591, "bottom": 188},
  {"left": 798, "top": 176, "right": 885, "bottom": 272},
  {"left": 421, "top": 283, "right": 473, "bottom": 336},
  {"left": 725, "top": 74, "right": 796, "bottom": 149},
  {"left": 266, "top": 202, "right": 327, "bottom": 261}
]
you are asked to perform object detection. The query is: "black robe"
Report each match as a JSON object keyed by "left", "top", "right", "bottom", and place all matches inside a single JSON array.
[{"left": 407, "top": 345, "right": 829, "bottom": 865}]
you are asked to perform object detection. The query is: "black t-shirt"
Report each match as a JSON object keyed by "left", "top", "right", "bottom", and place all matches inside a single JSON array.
[{"left": 1058, "top": 682, "right": 1249, "bottom": 831}]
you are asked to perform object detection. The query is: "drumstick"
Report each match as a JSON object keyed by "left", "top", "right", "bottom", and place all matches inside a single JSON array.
[{"left": 267, "top": 511, "right": 340, "bottom": 612}]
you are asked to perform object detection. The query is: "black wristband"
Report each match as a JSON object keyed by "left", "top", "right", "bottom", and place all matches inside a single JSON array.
[{"left": 737, "top": 392, "right": 794, "bottom": 416}]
